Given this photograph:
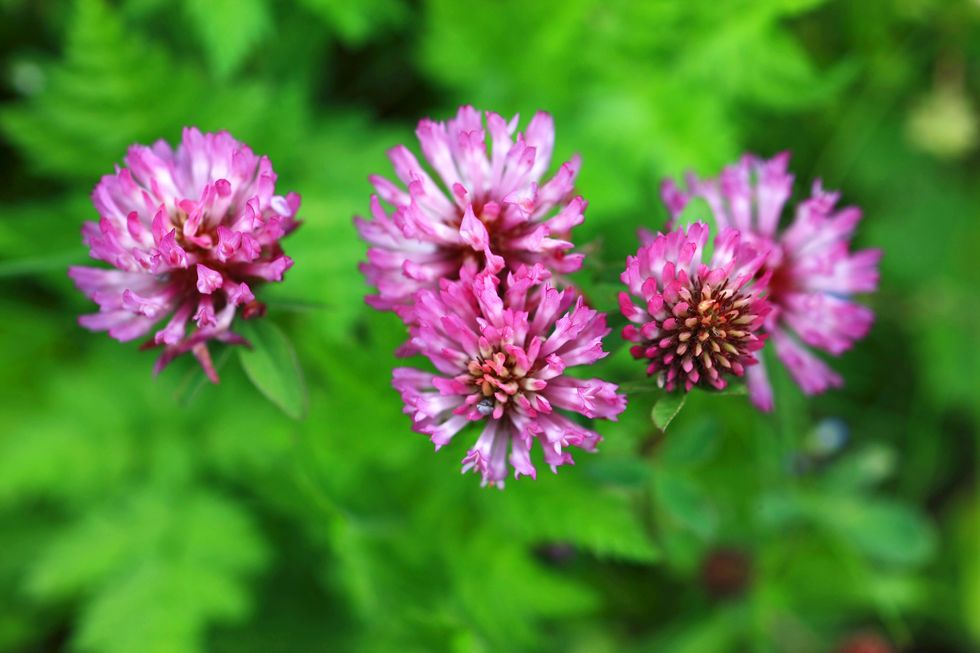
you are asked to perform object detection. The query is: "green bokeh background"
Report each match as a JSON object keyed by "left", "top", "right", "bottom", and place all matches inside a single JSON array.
[{"left": 1, "top": 1, "right": 977, "bottom": 651}]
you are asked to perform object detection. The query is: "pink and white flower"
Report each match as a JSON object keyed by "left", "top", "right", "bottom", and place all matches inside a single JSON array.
[
  {"left": 393, "top": 265, "right": 625, "bottom": 488},
  {"left": 661, "top": 153, "right": 880, "bottom": 410},
  {"left": 620, "top": 223, "right": 772, "bottom": 392},
  {"left": 69, "top": 128, "right": 300, "bottom": 382},
  {"left": 356, "top": 105, "right": 587, "bottom": 321}
]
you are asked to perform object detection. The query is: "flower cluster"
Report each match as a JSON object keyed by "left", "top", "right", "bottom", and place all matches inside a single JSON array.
[
  {"left": 358, "top": 106, "right": 626, "bottom": 486},
  {"left": 70, "top": 128, "right": 300, "bottom": 381},
  {"left": 658, "top": 153, "right": 880, "bottom": 410},
  {"left": 70, "top": 116, "right": 881, "bottom": 488}
]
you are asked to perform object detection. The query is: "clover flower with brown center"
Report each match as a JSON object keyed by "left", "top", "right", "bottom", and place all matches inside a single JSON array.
[
  {"left": 661, "top": 152, "right": 880, "bottom": 409},
  {"left": 620, "top": 223, "right": 771, "bottom": 392}
]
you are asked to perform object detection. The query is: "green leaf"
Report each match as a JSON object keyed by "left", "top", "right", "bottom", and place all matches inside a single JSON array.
[
  {"left": 298, "top": 0, "right": 408, "bottom": 45},
  {"left": 492, "top": 475, "right": 661, "bottom": 563},
  {"left": 274, "top": 115, "right": 410, "bottom": 343},
  {"left": 451, "top": 533, "right": 598, "bottom": 646},
  {"left": 812, "top": 496, "right": 937, "bottom": 567},
  {"left": 0, "top": 0, "right": 206, "bottom": 181},
  {"left": 712, "top": 384, "right": 748, "bottom": 397},
  {"left": 28, "top": 488, "right": 268, "bottom": 653},
  {"left": 238, "top": 320, "right": 308, "bottom": 420},
  {"left": 183, "top": 0, "right": 270, "bottom": 78},
  {"left": 820, "top": 444, "right": 896, "bottom": 492},
  {"left": 639, "top": 605, "right": 744, "bottom": 653},
  {"left": 652, "top": 393, "right": 687, "bottom": 431},
  {"left": 952, "top": 501, "right": 980, "bottom": 642},
  {"left": 0, "top": 420, "right": 133, "bottom": 506},
  {"left": 0, "top": 251, "right": 84, "bottom": 278},
  {"left": 584, "top": 455, "right": 652, "bottom": 489},
  {"left": 0, "top": 195, "right": 92, "bottom": 262},
  {"left": 0, "top": 511, "right": 60, "bottom": 651},
  {"left": 652, "top": 471, "right": 717, "bottom": 540},
  {"left": 756, "top": 492, "right": 805, "bottom": 530},
  {"left": 656, "top": 416, "right": 720, "bottom": 467}
]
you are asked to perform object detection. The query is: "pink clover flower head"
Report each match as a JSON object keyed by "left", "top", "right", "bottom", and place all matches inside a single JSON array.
[
  {"left": 620, "top": 223, "right": 772, "bottom": 392},
  {"left": 69, "top": 127, "right": 300, "bottom": 382},
  {"left": 356, "top": 105, "right": 587, "bottom": 321},
  {"left": 393, "top": 264, "right": 626, "bottom": 488},
  {"left": 660, "top": 152, "right": 881, "bottom": 410}
]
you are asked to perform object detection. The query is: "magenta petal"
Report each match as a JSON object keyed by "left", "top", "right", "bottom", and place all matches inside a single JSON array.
[{"left": 196, "top": 264, "right": 223, "bottom": 294}]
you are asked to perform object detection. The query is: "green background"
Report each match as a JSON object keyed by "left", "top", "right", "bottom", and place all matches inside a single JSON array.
[{"left": 0, "top": 0, "right": 977, "bottom": 651}]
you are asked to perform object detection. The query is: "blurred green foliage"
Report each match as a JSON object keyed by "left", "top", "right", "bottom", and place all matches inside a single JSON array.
[{"left": 0, "top": 0, "right": 977, "bottom": 651}]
